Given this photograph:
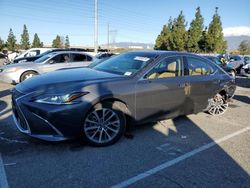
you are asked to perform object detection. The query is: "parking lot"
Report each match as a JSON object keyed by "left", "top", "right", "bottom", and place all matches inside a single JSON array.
[{"left": 0, "top": 77, "right": 250, "bottom": 188}]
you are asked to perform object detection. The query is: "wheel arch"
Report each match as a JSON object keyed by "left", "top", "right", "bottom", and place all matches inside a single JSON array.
[{"left": 20, "top": 70, "right": 39, "bottom": 82}]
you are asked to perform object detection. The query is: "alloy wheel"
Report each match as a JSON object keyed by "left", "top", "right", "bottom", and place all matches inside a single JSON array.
[
  {"left": 207, "top": 94, "right": 228, "bottom": 115},
  {"left": 83, "top": 108, "right": 121, "bottom": 144}
]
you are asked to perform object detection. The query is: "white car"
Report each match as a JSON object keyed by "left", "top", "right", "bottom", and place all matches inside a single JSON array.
[{"left": 14, "top": 48, "right": 53, "bottom": 60}]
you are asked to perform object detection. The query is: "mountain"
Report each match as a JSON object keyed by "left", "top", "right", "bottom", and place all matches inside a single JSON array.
[
  {"left": 105, "top": 42, "right": 154, "bottom": 49},
  {"left": 225, "top": 35, "right": 250, "bottom": 50}
]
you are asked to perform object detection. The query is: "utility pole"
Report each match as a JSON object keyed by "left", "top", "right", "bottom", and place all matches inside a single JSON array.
[
  {"left": 107, "top": 23, "right": 109, "bottom": 51},
  {"left": 94, "top": 0, "right": 98, "bottom": 53}
]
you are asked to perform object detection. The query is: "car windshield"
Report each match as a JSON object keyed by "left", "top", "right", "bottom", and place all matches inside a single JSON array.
[
  {"left": 93, "top": 52, "right": 156, "bottom": 75},
  {"left": 34, "top": 53, "right": 55, "bottom": 63}
]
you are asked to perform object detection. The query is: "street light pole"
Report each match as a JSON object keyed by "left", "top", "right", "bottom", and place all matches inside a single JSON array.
[{"left": 94, "top": 0, "right": 98, "bottom": 53}]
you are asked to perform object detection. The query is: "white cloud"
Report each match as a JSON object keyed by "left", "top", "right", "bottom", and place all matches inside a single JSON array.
[{"left": 223, "top": 26, "right": 250, "bottom": 37}]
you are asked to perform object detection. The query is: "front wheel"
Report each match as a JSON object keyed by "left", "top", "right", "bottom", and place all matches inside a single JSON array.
[
  {"left": 206, "top": 94, "right": 229, "bottom": 116},
  {"left": 20, "top": 71, "right": 38, "bottom": 82},
  {"left": 83, "top": 102, "right": 126, "bottom": 146}
]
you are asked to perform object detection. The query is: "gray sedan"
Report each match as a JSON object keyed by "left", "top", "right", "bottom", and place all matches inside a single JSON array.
[
  {"left": 0, "top": 51, "right": 93, "bottom": 84},
  {"left": 12, "top": 51, "right": 236, "bottom": 146}
]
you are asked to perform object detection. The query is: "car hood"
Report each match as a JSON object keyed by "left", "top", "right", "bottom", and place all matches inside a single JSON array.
[{"left": 16, "top": 68, "right": 124, "bottom": 93}]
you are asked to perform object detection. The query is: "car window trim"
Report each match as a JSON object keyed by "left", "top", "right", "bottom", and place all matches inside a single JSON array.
[
  {"left": 139, "top": 55, "right": 184, "bottom": 81},
  {"left": 183, "top": 55, "right": 218, "bottom": 77}
]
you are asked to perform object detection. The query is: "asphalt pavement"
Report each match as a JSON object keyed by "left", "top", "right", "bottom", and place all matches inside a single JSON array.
[{"left": 0, "top": 76, "right": 249, "bottom": 188}]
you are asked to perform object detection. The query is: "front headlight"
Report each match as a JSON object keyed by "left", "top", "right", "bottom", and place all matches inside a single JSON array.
[
  {"left": 3, "top": 67, "right": 17, "bottom": 73},
  {"left": 34, "top": 92, "right": 89, "bottom": 104}
]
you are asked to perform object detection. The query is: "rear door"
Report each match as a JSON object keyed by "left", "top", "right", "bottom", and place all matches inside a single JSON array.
[
  {"left": 39, "top": 53, "right": 71, "bottom": 73},
  {"left": 183, "top": 55, "right": 220, "bottom": 113},
  {"left": 69, "top": 53, "right": 93, "bottom": 68},
  {"left": 135, "top": 55, "right": 189, "bottom": 121}
]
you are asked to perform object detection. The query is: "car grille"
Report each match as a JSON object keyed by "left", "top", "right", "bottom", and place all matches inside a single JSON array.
[{"left": 12, "top": 89, "right": 29, "bottom": 132}]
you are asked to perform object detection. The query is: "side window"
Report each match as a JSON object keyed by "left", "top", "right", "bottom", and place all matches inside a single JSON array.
[
  {"left": 49, "top": 54, "right": 70, "bottom": 64},
  {"left": 186, "top": 57, "right": 214, "bottom": 76},
  {"left": 145, "top": 56, "right": 183, "bottom": 79},
  {"left": 86, "top": 55, "right": 92, "bottom": 61},
  {"left": 27, "top": 50, "right": 40, "bottom": 57},
  {"left": 71, "top": 54, "right": 87, "bottom": 62}
]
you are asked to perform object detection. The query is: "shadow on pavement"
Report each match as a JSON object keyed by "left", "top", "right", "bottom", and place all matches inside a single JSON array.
[
  {"left": 235, "top": 77, "right": 250, "bottom": 88},
  {"left": 233, "top": 95, "right": 250, "bottom": 104}
]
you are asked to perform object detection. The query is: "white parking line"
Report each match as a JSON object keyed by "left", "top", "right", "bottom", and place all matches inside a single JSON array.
[
  {"left": 0, "top": 153, "right": 9, "bottom": 188},
  {"left": 111, "top": 126, "right": 250, "bottom": 188}
]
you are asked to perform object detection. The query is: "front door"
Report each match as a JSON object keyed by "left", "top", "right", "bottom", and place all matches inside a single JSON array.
[{"left": 40, "top": 53, "right": 71, "bottom": 73}]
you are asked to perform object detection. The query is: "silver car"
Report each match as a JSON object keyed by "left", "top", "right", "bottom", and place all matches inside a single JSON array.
[{"left": 0, "top": 51, "right": 93, "bottom": 84}]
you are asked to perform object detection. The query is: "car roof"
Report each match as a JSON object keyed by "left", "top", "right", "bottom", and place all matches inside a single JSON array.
[
  {"left": 49, "top": 51, "right": 92, "bottom": 55},
  {"left": 125, "top": 50, "right": 209, "bottom": 57}
]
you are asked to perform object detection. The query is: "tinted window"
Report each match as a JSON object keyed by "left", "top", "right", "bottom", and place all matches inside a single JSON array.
[
  {"left": 186, "top": 56, "right": 214, "bottom": 76},
  {"left": 71, "top": 54, "right": 87, "bottom": 62},
  {"left": 145, "top": 56, "right": 183, "bottom": 79},
  {"left": 48, "top": 54, "right": 70, "bottom": 64}
]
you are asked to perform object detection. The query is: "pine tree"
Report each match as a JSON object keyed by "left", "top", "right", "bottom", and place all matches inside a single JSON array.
[
  {"left": 0, "top": 37, "right": 4, "bottom": 51},
  {"left": 155, "top": 17, "right": 173, "bottom": 50},
  {"left": 238, "top": 40, "right": 250, "bottom": 55},
  {"left": 32, "top": 33, "right": 43, "bottom": 48},
  {"left": 198, "top": 27, "right": 208, "bottom": 53},
  {"left": 20, "top": 24, "right": 30, "bottom": 49},
  {"left": 52, "top": 35, "right": 64, "bottom": 48},
  {"left": 187, "top": 7, "right": 204, "bottom": 52},
  {"left": 170, "top": 11, "right": 187, "bottom": 51},
  {"left": 206, "top": 7, "right": 227, "bottom": 53},
  {"left": 6, "top": 28, "right": 17, "bottom": 51},
  {"left": 65, "top": 35, "right": 70, "bottom": 48}
]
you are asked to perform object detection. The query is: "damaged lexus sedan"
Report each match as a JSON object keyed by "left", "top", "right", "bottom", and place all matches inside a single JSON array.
[{"left": 12, "top": 51, "right": 236, "bottom": 146}]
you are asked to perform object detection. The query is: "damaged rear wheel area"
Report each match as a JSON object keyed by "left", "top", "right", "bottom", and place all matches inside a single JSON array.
[{"left": 206, "top": 93, "right": 229, "bottom": 116}]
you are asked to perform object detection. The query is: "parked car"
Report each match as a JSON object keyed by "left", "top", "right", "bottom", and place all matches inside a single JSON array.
[
  {"left": 89, "top": 52, "right": 116, "bottom": 68},
  {"left": 13, "top": 48, "right": 91, "bottom": 64},
  {"left": 14, "top": 48, "right": 53, "bottom": 60},
  {"left": 244, "top": 56, "right": 250, "bottom": 64},
  {"left": 0, "top": 51, "right": 93, "bottom": 84},
  {"left": 0, "top": 53, "right": 10, "bottom": 66},
  {"left": 227, "top": 55, "right": 244, "bottom": 74},
  {"left": 203, "top": 56, "right": 236, "bottom": 78},
  {"left": 11, "top": 51, "right": 236, "bottom": 146}
]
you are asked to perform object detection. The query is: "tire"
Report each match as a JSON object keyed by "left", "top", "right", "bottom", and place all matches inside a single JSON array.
[
  {"left": 83, "top": 102, "right": 126, "bottom": 146},
  {"left": 20, "top": 71, "right": 38, "bottom": 82},
  {"left": 206, "top": 93, "right": 229, "bottom": 116}
]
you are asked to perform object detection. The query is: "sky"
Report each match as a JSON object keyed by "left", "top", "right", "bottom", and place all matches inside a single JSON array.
[{"left": 0, "top": 0, "right": 249, "bottom": 47}]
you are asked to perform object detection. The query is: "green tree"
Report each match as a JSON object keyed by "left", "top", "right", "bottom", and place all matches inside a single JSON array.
[
  {"left": 155, "top": 17, "right": 173, "bottom": 50},
  {"left": 0, "top": 37, "right": 4, "bottom": 51},
  {"left": 170, "top": 11, "right": 187, "bottom": 51},
  {"left": 198, "top": 27, "right": 208, "bottom": 53},
  {"left": 187, "top": 7, "right": 204, "bottom": 52},
  {"left": 52, "top": 35, "right": 64, "bottom": 48},
  {"left": 20, "top": 24, "right": 30, "bottom": 49},
  {"left": 206, "top": 7, "right": 227, "bottom": 53},
  {"left": 32, "top": 33, "right": 43, "bottom": 48},
  {"left": 6, "top": 28, "right": 17, "bottom": 51},
  {"left": 65, "top": 35, "right": 70, "bottom": 48},
  {"left": 238, "top": 40, "right": 250, "bottom": 55}
]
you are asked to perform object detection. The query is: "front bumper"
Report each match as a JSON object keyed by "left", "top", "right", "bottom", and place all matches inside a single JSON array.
[
  {"left": 11, "top": 89, "right": 92, "bottom": 141},
  {"left": 0, "top": 71, "right": 19, "bottom": 84}
]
